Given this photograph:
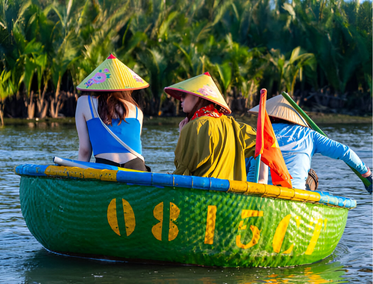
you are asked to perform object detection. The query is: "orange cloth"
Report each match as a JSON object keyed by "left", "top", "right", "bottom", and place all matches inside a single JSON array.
[{"left": 255, "top": 89, "right": 292, "bottom": 188}]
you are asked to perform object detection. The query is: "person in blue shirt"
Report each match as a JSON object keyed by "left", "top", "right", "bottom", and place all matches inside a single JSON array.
[
  {"left": 75, "top": 54, "right": 149, "bottom": 171},
  {"left": 248, "top": 95, "right": 372, "bottom": 192}
]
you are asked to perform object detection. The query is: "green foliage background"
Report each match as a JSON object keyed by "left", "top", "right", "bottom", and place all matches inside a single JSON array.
[{"left": 0, "top": 0, "right": 371, "bottom": 119}]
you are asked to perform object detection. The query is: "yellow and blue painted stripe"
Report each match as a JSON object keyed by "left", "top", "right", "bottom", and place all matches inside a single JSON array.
[{"left": 15, "top": 164, "right": 356, "bottom": 209}]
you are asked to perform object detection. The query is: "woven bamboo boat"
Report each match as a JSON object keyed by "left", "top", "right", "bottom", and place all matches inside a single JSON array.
[{"left": 15, "top": 163, "right": 356, "bottom": 268}]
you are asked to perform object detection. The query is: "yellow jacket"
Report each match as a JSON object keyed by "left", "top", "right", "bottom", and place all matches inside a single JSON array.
[{"left": 174, "top": 116, "right": 256, "bottom": 181}]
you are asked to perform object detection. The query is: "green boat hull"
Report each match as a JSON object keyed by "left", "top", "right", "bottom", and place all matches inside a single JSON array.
[{"left": 19, "top": 174, "right": 349, "bottom": 267}]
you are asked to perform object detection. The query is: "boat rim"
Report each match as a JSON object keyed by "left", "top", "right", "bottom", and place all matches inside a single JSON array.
[{"left": 15, "top": 164, "right": 357, "bottom": 210}]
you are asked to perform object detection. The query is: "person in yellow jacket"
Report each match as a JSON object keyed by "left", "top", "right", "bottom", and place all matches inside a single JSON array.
[{"left": 164, "top": 72, "right": 264, "bottom": 182}]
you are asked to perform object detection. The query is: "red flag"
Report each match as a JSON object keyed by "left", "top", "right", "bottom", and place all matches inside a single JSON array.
[{"left": 255, "top": 89, "right": 292, "bottom": 188}]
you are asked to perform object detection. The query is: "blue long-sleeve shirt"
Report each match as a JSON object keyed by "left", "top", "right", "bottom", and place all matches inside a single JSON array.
[{"left": 247, "top": 123, "right": 368, "bottom": 190}]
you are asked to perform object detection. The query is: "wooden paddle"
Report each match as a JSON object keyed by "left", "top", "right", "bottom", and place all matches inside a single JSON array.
[{"left": 281, "top": 91, "right": 372, "bottom": 191}]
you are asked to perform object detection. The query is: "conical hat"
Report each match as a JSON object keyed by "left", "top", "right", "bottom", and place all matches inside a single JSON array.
[
  {"left": 164, "top": 72, "right": 231, "bottom": 114},
  {"left": 248, "top": 95, "right": 309, "bottom": 127},
  {"left": 76, "top": 54, "right": 149, "bottom": 92}
]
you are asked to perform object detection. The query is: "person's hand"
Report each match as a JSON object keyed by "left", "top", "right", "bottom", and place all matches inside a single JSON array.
[
  {"left": 362, "top": 167, "right": 372, "bottom": 194},
  {"left": 179, "top": 117, "right": 189, "bottom": 132}
]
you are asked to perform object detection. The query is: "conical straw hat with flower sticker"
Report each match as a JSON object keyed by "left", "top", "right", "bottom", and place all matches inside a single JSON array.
[
  {"left": 164, "top": 72, "right": 231, "bottom": 114},
  {"left": 76, "top": 54, "right": 149, "bottom": 92}
]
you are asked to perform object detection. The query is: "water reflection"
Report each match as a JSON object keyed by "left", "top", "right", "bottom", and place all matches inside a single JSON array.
[
  {"left": 25, "top": 122, "right": 63, "bottom": 129},
  {"left": 21, "top": 250, "right": 346, "bottom": 283}
]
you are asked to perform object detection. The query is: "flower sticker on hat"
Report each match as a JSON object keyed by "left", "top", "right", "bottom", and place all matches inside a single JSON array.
[
  {"left": 133, "top": 74, "right": 144, "bottom": 83},
  {"left": 197, "top": 85, "right": 219, "bottom": 98},
  {"left": 128, "top": 68, "right": 144, "bottom": 83},
  {"left": 85, "top": 69, "right": 111, "bottom": 88}
]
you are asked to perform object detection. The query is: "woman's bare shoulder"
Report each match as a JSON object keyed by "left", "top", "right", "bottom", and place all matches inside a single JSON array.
[
  {"left": 77, "top": 94, "right": 90, "bottom": 103},
  {"left": 76, "top": 95, "right": 94, "bottom": 119},
  {"left": 124, "top": 101, "right": 143, "bottom": 119}
]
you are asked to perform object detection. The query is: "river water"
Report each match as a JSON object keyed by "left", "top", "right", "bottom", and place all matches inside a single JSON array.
[{"left": 0, "top": 121, "right": 372, "bottom": 283}]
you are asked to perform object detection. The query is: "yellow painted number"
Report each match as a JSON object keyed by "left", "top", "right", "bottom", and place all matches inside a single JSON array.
[
  {"left": 152, "top": 202, "right": 164, "bottom": 241},
  {"left": 204, "top": 205, "right": 217, "bottom": 244},
  {"left": 305, "top": 218, "right": 326, "bottom": 255},
  {"left": 152, "top": 202, "right": 180, "bottom": 241},
  {"left": 272, "top": 214, "right": 295, "bottom": 253},
  {"left": 107, "top": 198, "right": 136, "bottom": 236},
  {"left": 236, "top": 210, "right": 263, "bottom": 249},
  {"left": 169, "top": 202, "right": 180, "bottom": 241},
  {"left": 272, "top": 215, "right": 326, "bottom": 255}
]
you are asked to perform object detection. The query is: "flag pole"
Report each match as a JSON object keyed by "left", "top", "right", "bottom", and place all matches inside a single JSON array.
[
  {"left": 254, "top": 154, "right": 261, "bottom": 183},
  {"left": 252, "top": 89, "right": 292, "bottom": 188},
  {"left": 254, "top": 88, "right": 267, "bottom": 183}
]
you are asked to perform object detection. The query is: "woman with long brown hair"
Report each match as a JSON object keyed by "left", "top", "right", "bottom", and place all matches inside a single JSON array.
[{"left": 75, "top": 54, "right": 149, "bottom": 171}]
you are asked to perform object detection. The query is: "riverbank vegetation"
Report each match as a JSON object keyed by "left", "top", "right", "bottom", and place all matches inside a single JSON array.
[{"left": 0, "top": 0, "right": 371, "bottom": 126}]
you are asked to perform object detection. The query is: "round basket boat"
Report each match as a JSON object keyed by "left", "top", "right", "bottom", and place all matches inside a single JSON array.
[{"left": 15, "top": 164, "right": 356, "bottom": 268}]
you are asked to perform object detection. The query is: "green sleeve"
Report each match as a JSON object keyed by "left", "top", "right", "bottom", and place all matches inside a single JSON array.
[
  {"left": 173, "top": 119, "right": 212, "bottom": 176},
  {"left": 239, "top": 121, "right": 257, "bottom": 159}
]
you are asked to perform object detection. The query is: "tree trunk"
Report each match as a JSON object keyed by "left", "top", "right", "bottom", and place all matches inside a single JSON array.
[
  {"left": 38, "top": 99, "right": 48, "bottom": 118},
  {"left": 37, "top": 84, "right": 49, "bottom": 118},
  {"left": 24, "top": 91, "right": 35, "bottom": 119},
  {"left": 50, "top": 97, "right": 62, "bottom": 118},
  {"left": 0, "top": 102, "right": 4, "bottom": 127},
  {"left": 55, "top": 76, "right": 61, "bottom": 101},
  {"left": 50, "top": 97, "right": 56, "bottom": 118},
  {"left": 50, "top": 76, "right": 62, "bottom": 118}
]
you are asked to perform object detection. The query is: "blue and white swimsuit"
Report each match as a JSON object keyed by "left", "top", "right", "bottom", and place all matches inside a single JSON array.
[{"left": 86, "top": 96, "right": 143, "bottom": 156}]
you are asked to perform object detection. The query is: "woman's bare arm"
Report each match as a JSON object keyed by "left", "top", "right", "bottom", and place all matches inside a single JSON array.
[{"left": 75, "top": 96, "right": 92, "bottom": 161}]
